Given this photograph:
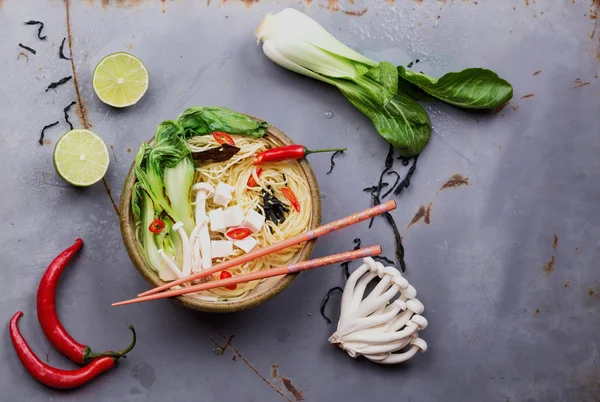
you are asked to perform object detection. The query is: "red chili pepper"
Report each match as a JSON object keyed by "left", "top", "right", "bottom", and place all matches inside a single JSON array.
[
  {"left": 219, "top": 271, "right": 237, "bottom": 290},
  {"left": 246, "top": 168, "right": 263, "bottom": 189},
  {"left": 213, "top": 132, "right": 235, "bottom": 146},
  {"left": 148, "top": 219, "right": 165, "bottom": 234},
  {"left": 226, "top": 227, "right": 252, "bottom": 240},
  {"left": 9, "top": 312, "right": 135, "bottom": 389},
  {"left": 36, "top": 238, "right": 131, "bottom": 365},
  {"left": 254, "top": 145, "right": 346, "bottom": 165},
  {"left": 281, "top": 187, "right": 300, "bottom": 212}
]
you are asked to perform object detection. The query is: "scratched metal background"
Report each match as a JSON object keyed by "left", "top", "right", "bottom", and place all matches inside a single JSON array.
[{"left": 0, "top": 0, "right": 599, "bottom": 401}]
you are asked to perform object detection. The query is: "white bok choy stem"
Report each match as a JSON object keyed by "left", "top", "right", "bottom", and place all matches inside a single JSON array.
[{"left": 172, "top": 222, "right": 192, "bottom": 277}]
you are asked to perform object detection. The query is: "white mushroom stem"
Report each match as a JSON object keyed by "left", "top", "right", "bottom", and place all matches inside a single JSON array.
[
  {"left": 172, "top": 222, "right": 192, "bottom": 277},
  {"left": 158, "top": 249, "right": 184, "bottom": 280},
  {"left": 190, "top": 183, "right": 214, "bottom": 270},
  {"left": 366, "top": 338, "right": 428, "bottom": 365},
  {"left": 329, "top": 257, "right": 428, "bottom": 365},
  {"left": 189, "top": 217, "right": 208, "bottom": 272}
]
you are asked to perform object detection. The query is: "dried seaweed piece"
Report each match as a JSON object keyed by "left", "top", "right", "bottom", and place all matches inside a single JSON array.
[
  {"left": 63, "top": 101, "right": 76, "bottom": 130},
  {"left": 59, "top": 37, "right": 71, "bottom": 60},
  {"left": 38, "top": 121, "right": 59, "bottom": 145},
  {"left": 320, "top": 286, "right": 343, "bottom": 324},
  {"left": 393, "top": 154, "right": 419, "bottom": 196},
  {"left": 372, "top": 255, "right": 395, "bottom": 266},
  {"left": 45, "top": 76, "right": 72, "bottom": 92},
  {"left": 24, "top": 20, "right": 47, "bottom": 40},
  {"left": 382, "top": 171, "right": 400, "bottom": 198},
  {"left": 18, "top": 43, "right": 36, "bottom": 55},
  {"left": 191, "top": 144, "right": 240, "bottom": 164},
  {"left": 326, "top": 150, "right": 344, "bottom": 174}
]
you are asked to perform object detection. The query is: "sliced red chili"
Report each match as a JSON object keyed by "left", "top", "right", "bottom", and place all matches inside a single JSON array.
[
  {"left": 213, "top": 132, "right": 235, "bottom": 146},
  {"left": 281, "top": 187, "right": 300, "bottom": 212},
  {"left": 246, "top": 168, "right": 263, "bottom": 188},
  {"left": 219, "top": 270, "right": 237, "bottom": 290},
  {"left": 148, "top": 219, "right": 165, "bottom": 234},
  {"left": 226, "top": 227, "right": 252, "bottom": 240}
]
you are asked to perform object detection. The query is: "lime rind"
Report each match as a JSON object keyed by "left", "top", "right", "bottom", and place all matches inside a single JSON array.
[
  {"left": 93, "top": 52, "right": 149, "bottom": 108},
  {"left": 53, "top": 129, "right": 110, "bottom": 187}
]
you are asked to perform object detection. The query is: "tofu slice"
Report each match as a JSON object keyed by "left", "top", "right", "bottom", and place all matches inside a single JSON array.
[
  {"left": 234, "top": 236, "right": 258, "bottom": 253},
  {"left": 242, "top": 210, "right": 266, "bottom": 233},
  {"left": 213, "top": 182, "right": 235, "bottom": 207},
  {"left": 223, "top": 205, "right": 245, "bottom": 228},
  {"left": 211, "top": 240, "right": 233, "bottom": 259},
  {"left": 208, "top": 208, "right": 226, "bottom": 232}
]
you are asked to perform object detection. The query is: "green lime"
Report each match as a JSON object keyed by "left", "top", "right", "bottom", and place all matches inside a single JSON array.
[
  {"left": 53, "top": 129, "right": 110, "bottom": 187},
  {"left": 92, "top": 52, "right": 149, "bottom": 108}
]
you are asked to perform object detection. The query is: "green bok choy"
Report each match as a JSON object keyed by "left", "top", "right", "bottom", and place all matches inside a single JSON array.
[
  {"left": 256, "top": 8, "right": 513, "bottom": 156},
  {"left": 131, "top": 107, "right": 267, "bottom": 280}
]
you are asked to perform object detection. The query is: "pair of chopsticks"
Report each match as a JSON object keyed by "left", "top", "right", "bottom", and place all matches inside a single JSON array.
[{"left": 112, "top": 200, "right": 396, "bottom": 307}]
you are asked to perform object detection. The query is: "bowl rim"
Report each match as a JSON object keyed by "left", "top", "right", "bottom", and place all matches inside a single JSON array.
[{"left": 119, "top": 118, "right": 322, "bottom": 312}]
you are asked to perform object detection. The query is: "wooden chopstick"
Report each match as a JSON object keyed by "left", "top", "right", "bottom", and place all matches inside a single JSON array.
[
  {"left": 113, "top": 246, "right": 381, "bottom": 307},
  {"left": 138, "top": 200, "right": 397, "bottom": 297}
]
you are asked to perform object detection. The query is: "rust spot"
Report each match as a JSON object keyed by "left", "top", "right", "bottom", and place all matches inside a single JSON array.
[
  {"left": 161, "top": 0, "right": 166, "bottom": 13},
  {"left": 43, "top": 139, "right": 52, "bottom": 145},
  {"left": 524, "top": 0, "right": 529, "bottom": 5},
  {"left": 271, "top": 363, "right": 280, "bottom": 378},
  {"left": 241, "top": 0, "right": 259, "bottom": 8},
  {"left": 281, "top": 377, "right": 304, "bottom": 401},
  {"left": 552, "top": 234, "right": 558, "bottom": 250},
  {"left": 564, "top": 281, "right": 570, "bottom": 288},
  {"left": 17, "top": 52, "right": 29, "bottom": 63},
  {"left": 569, "top": 78, "right": 590, "bottom": 90},
  {"left": 126, "top": 148, "right": 132, "bottom": 153},
  {"left": 111, "top": 145, "right": 118, "bottom": 163},
  {"left": 328, "top": 0, "right": 339, "bottom": 11},
  {"left": 474, "top": 1, "right": 478, "bottom": 4},
  {"left": 440, "top": 174, "right": 470, "bottom": 191},
  {"left": 591, "top": 10, "right": 597, "bottom": 19},
  {"left": 533, "top": 70, "right": 542, "bottom": 75},
  {"left": 543, "top": 256, "right": 555, "bottom": 273},
  {"left": 494, "top": 101, "right": 510, "bottom": 114},
  {"left": 533, "top": 309, "right": 540, "bottom": 316},
  {"left": 407, "top": 202, "right": 432, "bottom": 228},
  {"left": 512, "top": 105, "right": 519, "bottom": 111},
  {"left": 520, "top": 94, "right": 535, "bottom": 99},
  {"left": 591, "top": 29, "right": 596, "bottom": 39},
  {"left": 178, "top": 91, "right": 182, "bottom": 96},
  {"left": 343, "top": 8, "right": 368, "bottom": 16},
  {"left": 588, "top": 289, "right": 597, "bottom": 296},
  {"left": 125, "top": 43, "right": 133, "bottom": 50},
  {"left": 102, "top": 0, "right": 109, "bottom": 9},
  {"left": 348, "top": 0, "right": 354, "bottom": 4}
]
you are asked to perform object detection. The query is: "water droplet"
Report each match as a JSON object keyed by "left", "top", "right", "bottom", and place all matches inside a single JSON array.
[{"left": 324, "top": 111, "right": 334, "bottom": 119}]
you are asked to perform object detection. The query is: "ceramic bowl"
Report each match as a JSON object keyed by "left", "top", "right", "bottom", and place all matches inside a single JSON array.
[{"left": 119, "top": 120, "right": 322, "bottom": 312}]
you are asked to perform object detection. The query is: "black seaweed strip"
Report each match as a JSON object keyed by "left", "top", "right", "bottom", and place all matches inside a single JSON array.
[
  {"left": 368, "top": 144, "right": 395, "bottom": 228},
  {"left": 394, "top": 154, "right": 419, "bottom": 196},
  {"left": 383, "top": 211, "right": 406, "bottom": 272},
  {"left": 59, "top": 38, "right": 71, "bottom": 60},
  {"left": 320, "top": 287, "right": 343, "bottom": 324},
  {"left": 38, "top": 121, "right": 59, "bottom": 145},
  {"left": 326, "top": 150, "right": 344, "bottom": 175},
  {"left": 382, "top": 171, "right": 400, "bottom": 199},
  {"left": 373, "top": 255, "right": 395, "bottom": 266},
  {"left": 63, "top": 101, "right": 76, "bottom": 130},
  {"left": 24, "top": 20, "right": 47, "bottom": 40},
  {"left": 45, "top": 76, "right": 72, "bottom": 92},
  {"left": 18, "top": 43, "right": 36, "bottom": 55}
]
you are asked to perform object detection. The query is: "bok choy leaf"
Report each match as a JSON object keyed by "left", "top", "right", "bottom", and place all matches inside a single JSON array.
[
  {"left": 396, "top": 67, "right": 513, "bottom": 109},
  {"left": 177, "top": 106, "right": 268, "bottom": 138}
]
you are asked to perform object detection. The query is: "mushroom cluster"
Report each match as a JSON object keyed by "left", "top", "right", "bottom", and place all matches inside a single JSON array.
[{"left": 328, "top": 258, "right": 428, "bottom": 364}]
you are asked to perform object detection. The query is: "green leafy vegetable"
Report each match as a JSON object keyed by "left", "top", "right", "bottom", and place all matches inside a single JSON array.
[
  {"left": 177, "top": 106, "right": 268, "bottom": 138},
  {"left": 396, "top": 67, "right": 513, "bottom": 109}
]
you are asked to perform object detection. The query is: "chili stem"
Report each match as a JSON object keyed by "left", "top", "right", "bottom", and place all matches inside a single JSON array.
[
  {"left": 116, "top": 326, "right": 136, "bottom": 359},
  {"left": 305, "top": 147, "right": 347, "bottom": 155}
]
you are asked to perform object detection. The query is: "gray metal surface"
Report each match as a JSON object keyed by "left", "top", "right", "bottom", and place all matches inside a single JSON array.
[{"left": 1, "top": 0, "right": 599, "bottom": 400}]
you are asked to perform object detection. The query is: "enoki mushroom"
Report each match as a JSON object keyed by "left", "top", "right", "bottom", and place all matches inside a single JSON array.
[{"left": 328, "top": 258, "right": 428, "bottom": 365}]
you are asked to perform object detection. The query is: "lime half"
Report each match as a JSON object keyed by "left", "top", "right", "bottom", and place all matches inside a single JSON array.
[
  {"left": 53, "top": 129, "right": 110, "bottom": 187},
  {"left": 92, "top": 52, "right": 149, "bottom": 108}
]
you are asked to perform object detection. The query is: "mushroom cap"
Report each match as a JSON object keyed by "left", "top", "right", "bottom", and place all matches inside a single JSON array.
[
  {"left": 411, "top": 337, "right": 428, "bottom": 352},
  {"left": 191, "top": 183, "right": 215, "bottom": 198},
  {"left": 172, "top": 222, "right": 185, "bottom": 231}
]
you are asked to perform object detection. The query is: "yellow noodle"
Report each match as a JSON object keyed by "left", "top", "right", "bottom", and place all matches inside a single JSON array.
[{"left": 185, "top": 135, "right": 312, "bottom": 301}]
